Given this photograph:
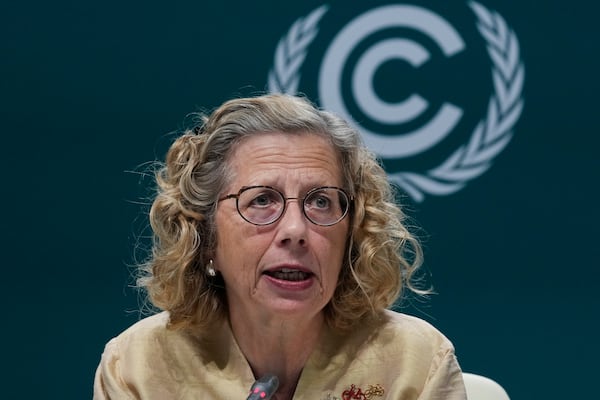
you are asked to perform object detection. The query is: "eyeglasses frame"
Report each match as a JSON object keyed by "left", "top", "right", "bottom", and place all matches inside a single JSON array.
[{"left": 218, "top": 185, "right": 353, "bottom": 226}]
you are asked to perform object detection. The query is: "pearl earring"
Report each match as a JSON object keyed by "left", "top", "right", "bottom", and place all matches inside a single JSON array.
[{"left": 206, "top": 259, "right": 216, "bottom": 277}]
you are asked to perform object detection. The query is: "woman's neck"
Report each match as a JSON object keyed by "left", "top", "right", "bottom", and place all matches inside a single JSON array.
[{"left": 229, "top": 312, "right": 325, "bottom": 400}]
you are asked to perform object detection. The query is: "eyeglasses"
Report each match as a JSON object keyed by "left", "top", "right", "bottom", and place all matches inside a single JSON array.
[{"left": 218, "top": 186, "right": 352, "bottom": 226}]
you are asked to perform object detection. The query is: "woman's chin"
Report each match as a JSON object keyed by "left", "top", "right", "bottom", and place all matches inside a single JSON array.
[{"left": 254, "top": 277, "right": 329, "bottom": 318}]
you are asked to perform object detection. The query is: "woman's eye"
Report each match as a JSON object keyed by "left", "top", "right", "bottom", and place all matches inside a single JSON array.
[
  {"left": 250, "top": 192, "right": 277, "bottom": 207},
  {"left": 309, "top": 194, "right": 331, "bottom": 209}
]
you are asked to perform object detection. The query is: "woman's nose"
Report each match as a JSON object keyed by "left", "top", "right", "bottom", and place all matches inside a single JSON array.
[{"left": 275, "top": 199, "right": 308, "bottom": 245}]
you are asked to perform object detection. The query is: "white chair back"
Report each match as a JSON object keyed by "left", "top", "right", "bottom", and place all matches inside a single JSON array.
[{"left": 463, "top": 372, "right": 510, "bottom": 400}]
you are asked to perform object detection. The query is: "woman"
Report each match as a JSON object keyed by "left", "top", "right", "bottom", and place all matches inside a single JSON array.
[{"left": 94, "top": 94, "right": 466, "bottom": 399}]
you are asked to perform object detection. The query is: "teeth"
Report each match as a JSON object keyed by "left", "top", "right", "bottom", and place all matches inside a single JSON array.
[{"left": 270, "top": 270, "right": 309, "bottom": 281}]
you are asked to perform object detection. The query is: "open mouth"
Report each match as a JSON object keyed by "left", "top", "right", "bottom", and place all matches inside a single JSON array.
[{"left": 264, "top": 268, "right": 312, "bottom": 281}]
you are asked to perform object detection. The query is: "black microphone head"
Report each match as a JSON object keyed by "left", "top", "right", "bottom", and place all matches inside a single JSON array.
[{"left": 247, "top": 374, "right": 279, "bottom": 400}]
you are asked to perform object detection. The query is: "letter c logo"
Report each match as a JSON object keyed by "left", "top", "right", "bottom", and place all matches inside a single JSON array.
[{"left": 319, "top": 5, "right": 466, "bottom": 158}]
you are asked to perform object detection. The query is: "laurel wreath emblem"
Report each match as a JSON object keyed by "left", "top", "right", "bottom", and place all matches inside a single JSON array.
[
  {"left": 268, "top": 2, "right": 525, "bottom": 202},
  {"left": 268, "top": 5, "right": 329, "bottom": 94}
]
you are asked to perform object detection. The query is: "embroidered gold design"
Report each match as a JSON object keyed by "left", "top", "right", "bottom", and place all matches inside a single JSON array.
[
  {"left": 322, "top": 383, "right": 384, "bottom": 400},
  {"left": 364, "top": 384, "right": 385, "bottom": 399}
]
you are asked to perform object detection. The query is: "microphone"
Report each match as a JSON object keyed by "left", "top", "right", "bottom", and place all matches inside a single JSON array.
[{"left": 246, "top": 374, "right": 279, "bottom": 400}]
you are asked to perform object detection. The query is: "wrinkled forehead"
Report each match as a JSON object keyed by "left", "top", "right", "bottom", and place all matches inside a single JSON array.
[{"left": 223, "top": 130, "right": 343, "bottom": 188}]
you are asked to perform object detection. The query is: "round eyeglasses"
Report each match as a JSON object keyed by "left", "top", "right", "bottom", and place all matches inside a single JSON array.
[{"left": 218, "top": 186, "right": 352, "bottom": 226}]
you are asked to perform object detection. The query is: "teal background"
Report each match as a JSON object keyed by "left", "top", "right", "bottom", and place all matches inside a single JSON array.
[{"left": 2, "top": 1, "right": 598, "bottom": 398}]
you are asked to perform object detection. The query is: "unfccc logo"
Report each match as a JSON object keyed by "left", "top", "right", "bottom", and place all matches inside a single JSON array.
[{"left": 268, "top": 2, "right": 525, "bottom": 202}]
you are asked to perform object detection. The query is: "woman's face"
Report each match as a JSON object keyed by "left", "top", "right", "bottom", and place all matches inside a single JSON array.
[{"left": 214, "top": 132, "right": 350, "bottom": 326}]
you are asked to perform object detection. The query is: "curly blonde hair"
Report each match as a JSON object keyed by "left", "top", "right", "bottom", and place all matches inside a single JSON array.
[{"left": 138, "top": 94, "right": 425, "bottom": 332}]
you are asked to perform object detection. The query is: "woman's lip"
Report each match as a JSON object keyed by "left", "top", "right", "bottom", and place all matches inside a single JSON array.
[
  {"left": 262, "top": 264, "right": 313, "bottom": 274},
  {"left": 260, "top": 264, "right": 316, "bottom": 290},
  {"left": 262, "top": 273, "right": 315, "bottom": 290}
]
